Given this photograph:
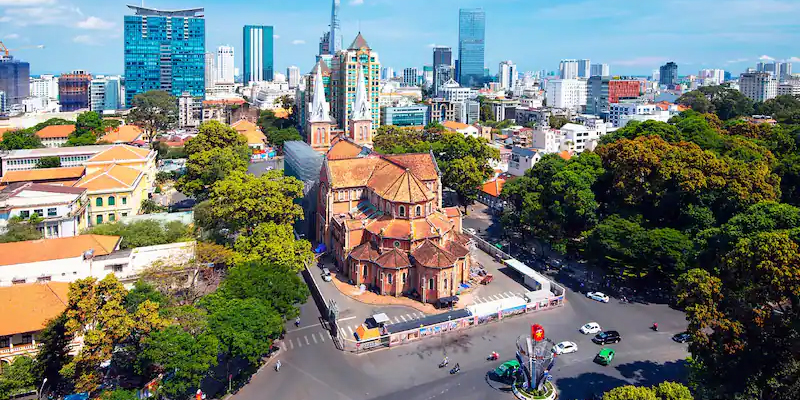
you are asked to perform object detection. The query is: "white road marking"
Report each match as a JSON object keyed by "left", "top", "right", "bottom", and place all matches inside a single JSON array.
[
  {"left": 393, "top": 317, "right": 401, "bottom": 323},
  {"left": 505, "top": 291, "right": 515, "bottom": 297},
  {"left": 327, "top": 331, "right": 333, "bottom": 339},
  {"left": 340, "top": 327, "right": 347, "bottom": 336},
  {"left": 348, "top": 326, "right": 354, "bottom": 335},
  {"left": 491, "top": 295, "right": 500, "bottom": 300},
  {"left": 305, "top": 336, "right": 310, "bottom": 345},
  {"left": 297, "top": 339, "right": 303, "bottom": 348},
  {"left": 498, "top": 292, "right": 509, "bottom": 298},
  {"left": 400, "top": 315, "right": 408, "bottom": 322},
  {"left": 337, "top": 316, "right": 357, "bottom": 322},
  {"left": 312, "top": 334, "right": 318, "bottom": 344},
  {"left": 289, "top": 339, "right": 294, "bottom": 350}
]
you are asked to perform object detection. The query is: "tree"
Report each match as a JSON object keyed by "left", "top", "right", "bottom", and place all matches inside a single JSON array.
[
  {"left": 441, "top": 156, "right": 487, "bottom": 214},
  {"left": 232, "top": 222, "right": 313, "bottom": 270},
  {"left": 99, "top": 389, "right": 139, "bottom": 400},
  {"left": 0, "top": 129, "right": 42, "bottom": 150},
  {"left": 140, "top": 198, "right": 167, "bottom": 214},
  {"left": 126, "top": 90, "right": 178, "bottom": 142},
  {"left": 177, "top": 121, "right": 250, "bottom": 199},
  {"left": 373, "top": 125, "right": 424, "bottom": 154},
  {"left": 36, "top": 156, "right": 62, "bottom": 169},
  {"left": 34, "top": 314, "right": 73, "bottom": 396},
  {"left": 548, "top": 115, "right": 569, "bottom": 129},
  {"left": 754, "top": 94, "right": 800, "bottom": 124},
  {"left": 676, "top": 86, "right": 754, "bottom": 121},
  {"left": 218, "top": 260, "right": 309, "bottom": 319},
  {"left": 125, "top": 280, "right": 168, "bottom": 313},
  {"left": 602, "top": 382, "right": 692, "bottom": 400},
  {"left": 203, "top": 296, "right": 283, "bottom": 365},
  {"left": 0, "top": 216, "right": 43, "bottom": 243},
  {"left": 0, "top": 356, "right": 37, "bottom": 399},
  {"left": 140, "top": 326, "right": 219, "bottom": 399},
  {"left": 266, "top": 127, "right": 302, "bottom": 149},
  {"left": 66, "top": 111, "right": 103, "bottom": 146},
  {"left": 87, "top": 220, "right": 191, "bottom": 249},
  {"left": 184, "top": 120, "right": 248, "bottom": 155},
  {"left": 676, "top": 90, "right": 714, "bottom": 114},
  {"left": 197, "top": 170, "right": 304, "bottom": 235}
]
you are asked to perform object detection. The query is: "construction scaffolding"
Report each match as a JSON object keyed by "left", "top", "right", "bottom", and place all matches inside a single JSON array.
[{"left": 284, "top": 141, "right": 324, "bottom": 239}]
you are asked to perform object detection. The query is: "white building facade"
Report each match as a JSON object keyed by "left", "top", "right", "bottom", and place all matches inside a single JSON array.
[
  {"left": 590, "top": 64, "right": 609, "bottom": 77},
  {"left": 546, "top": 79, "right": 587, "bottom": 110},
  {"left": 29, "top": 75, "right": 59, "bottom": 100},
  {"left": 0, "top": 183, "right": 89, "bottom": 239},
  {"left": 287, "top": 66, "right": 301, "bottom": 89},
  {"left": 559, "top": 60, "right": 579, "bottom": 79},
  {"left": 402, "top": 67, "right": 418, "bottom": 87},
  {"left": 498, "top": 60, "right": 518, "bottom": 91},
  {"left": 216, "top": 45, "right": 235, "bottom": 84},
  {"left": 739, "top": 72, "right": 777, "bottom": 102}
]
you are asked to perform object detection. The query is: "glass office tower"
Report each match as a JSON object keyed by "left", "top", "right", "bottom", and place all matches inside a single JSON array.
[
  {"left": 243, "top": 25, "right": 275, "bottom": 85},
  {"left": 0, "top": 56, "right": 30, "bottom": 107},
  {"left": 123, "top": 5, "right": 205, "bottom": 107},
  {"left": 457, "top": 8, "right": 485, "bottom": 88}
]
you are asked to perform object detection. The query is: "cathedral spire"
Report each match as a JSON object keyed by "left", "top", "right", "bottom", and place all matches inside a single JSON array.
[
  {"left": 310, "top": 64, "right": 332, "bottom": 123},
  {"left": 351, "top": 63, "right": 371, "bottom": 122}
]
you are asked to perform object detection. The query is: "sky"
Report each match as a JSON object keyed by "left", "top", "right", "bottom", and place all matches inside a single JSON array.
[{"left": 1, "top": 0, "right": 799, "bottom": 77}]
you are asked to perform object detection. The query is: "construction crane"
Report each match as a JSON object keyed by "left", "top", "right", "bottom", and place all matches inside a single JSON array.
[{"left": 0, "top": 40, "right": 45, "bottom": 58}]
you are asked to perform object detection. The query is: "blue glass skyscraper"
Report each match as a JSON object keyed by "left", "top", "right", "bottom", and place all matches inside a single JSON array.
[
  {"left": 243, "top": 25, "right": 274, "bottom": 84},
  {"left": 123, "top": 5, "right": 205, "bottom": 107},
  {"left": 458, "top": 8, "right": 485, "bottom": 88}
]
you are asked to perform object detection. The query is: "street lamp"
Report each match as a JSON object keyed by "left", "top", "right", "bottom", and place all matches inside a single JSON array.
[{"left": 38, "top": 378, "right": 47, "bottom": 400}]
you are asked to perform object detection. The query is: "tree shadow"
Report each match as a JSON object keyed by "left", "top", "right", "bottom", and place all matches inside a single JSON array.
[
  {"left": 614, "top": 359, "right": 689, "bottom": 386},
  {"left": 555, "top": 372, "right": 630, "bottom": 400}
]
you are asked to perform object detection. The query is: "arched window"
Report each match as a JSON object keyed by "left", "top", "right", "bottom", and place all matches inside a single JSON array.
[
  {"left": 402, "top": 272, "right": 407, "bottom": 284},
  {"left": 108, "top": 196, "right": 115, "bottom": 206},
  {"left": 399, "top": 205, "right": 405, "bottom": 217},
  {"left": 96, "top": 197, "right": 103, "bottom": 207},
  {"left": 363, "top": 265, "right": 368, "bottom": 277},
  {"left": 415, "top": 205, "right": 422, "bottom": 216},
  {"left": 444, "top": 279, "right": 448, "bottom": 289},
  {"left": 428, "top": 278, "right": 434, "bottom": 290},
  {"left": 387, "top": 274, "right": 393, "bottom": 284}
]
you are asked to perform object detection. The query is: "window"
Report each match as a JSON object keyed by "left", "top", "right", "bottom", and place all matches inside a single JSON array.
[
  {"left": 121, "top": 212, "right": 128, "bottom": 217},
  {"left": 402, "top": 272, "right": 407, "bottom": 284},
  {"left": 12, "top": 278, "right": 26, "bottom": 285},
  {"left": 428, "top": 278, "right": 434, "bottom": 290},
  {"left": 416, "top": 205, "right": 421, "bottom": 216},
  {"left": 338, "top": 191, "right": 345, "bottom": 201},
  {"left": 387, "top": 274, "right": 393, "bottom": 284},
  {"left": 96, "top": 197, "right": 103, "bottom": 207},
  {"left": 19, "top": 210, "right": 30, "bottom": 219},
  {"left": 33, "top": 209, "right": 43, "bottom": 217},
  {"left": 96, "top": 215, "right": 103, "bottom": 225},
  {"left": 122, "top": 197, "right": 127, "bottom": 205},
  {"left": 0, "top": 336, "right": 9, "bottom": 348},
  {"left": 37, "top": 276, "right": 51, "bottom": 283},
  {"left": 110, "top": 264, "right": 124, "bottom": 273},
  {"left": 109, "top": 213, "right": 116, "bottom": 222},
  {"left": 47, "top": 208, "right": 57, "bottom": 217},
  {"left": 393, "top": 241, "right": 401, "bottom": 248},
  {"left": 399, "top": 205, "right": 405, "bottom": 217},
  {"left": 363, "top": 265, "right": 368, "bottom": 277},
  {"left": 108, "top": 196, "right": 116, "bottom": 206},
  {"left": 21, "top": 334, "right": 32, "bottom": 344},
  {"left": 444, "top": 279, "right": 448, "bottom": 289}
]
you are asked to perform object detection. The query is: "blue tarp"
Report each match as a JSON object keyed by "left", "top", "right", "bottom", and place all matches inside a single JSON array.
[
  {"left": 314, "top": 243, "right": 327, "bottom": 253},
  {"left": 64, "top": 394, "right": 89, "bottom": 400}
]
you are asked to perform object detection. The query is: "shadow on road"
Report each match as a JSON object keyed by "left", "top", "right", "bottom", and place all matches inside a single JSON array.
[
  {"left": 615, "top": 359, "right": 689, "bottom": 386},
  {"left": 555, "top": 372, "right": 630, "bottom": 400}
]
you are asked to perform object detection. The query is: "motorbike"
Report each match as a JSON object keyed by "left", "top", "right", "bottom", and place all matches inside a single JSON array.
[
  {"left": 652, "top": 323, "right": 659, "bottom": 332},
  {"left": 449, "top": 364, "right": 460, "bottom": 374},
  {"left": 487, "top": 352, "right": 499, "bottom": 361},
  {"left": 439, "top": 358, "right": 449, "bottom": 368}
]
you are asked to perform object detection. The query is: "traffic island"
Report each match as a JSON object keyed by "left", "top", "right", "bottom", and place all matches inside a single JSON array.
[{"left": 512, "top": 381, "right": 557, "bottom": 400}]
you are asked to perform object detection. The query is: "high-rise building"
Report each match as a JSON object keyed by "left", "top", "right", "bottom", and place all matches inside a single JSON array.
[
  {"left": 545, "top": 79, "right": 586, "bottom": 111},
  {"left": 0, "top": 54, "right": 30, "bottom": 107},
  {"left": 243, "top": 25, "right": 274, "bottom": 84},
  {"left": 123, "top": 5, "right": 205, "bottom": 107},
  {"left": 216, "top": 45, "right": 235, "bottom": 84},
  {"left": 90, "top": 76, "right": 122, "bottom": 112},
  {"left": 698, "top": 69, "right": 725, "bottom": 85},
  {"left": 559, "top": 60, "right": 579, "bottom": 79},
  {"left": 577, "top": 59, "right": 591, "bottom": 78},
  {"left": 319, "top": 31, "right": 330, "bottom": 56},
  {"left": 739, "top": 72, "right": 777, "bottom": 102},
  {"left": 457, "top": 8, "right": 485, "bottom": 87},
  {"left": 330, "top": 33, "right": 381, "bottom": 131},
  {"left": 659, "top": 62, "right": 678, "bottom": 86},
  {"left": 178, "top": 92, "right": 201, "bottom": 128},
  {"left": 498, "top": 60, "right": 518, "bottom": 91},
  {"left": 422, "top": 65, "right": 434, "bottom": 88},
  {"left": 59, "top": 70, "right": 92, "bottom": 112},
  {"left": 0, "top": 91, "right": 6, "bottom": 114},
  {"left": 780, "top": 63, "right": 793, "bottom": 80},
  {"left": 402, "top": 67, "right": 418, "bottom": 87},
  {"left": 329, "top": 0, "right": 342, "bottom": 54},
  {"left": 590, "top": 64, "right": 609, "bottom": 77},
  {"left": 287, "top": 66, "right": 300, "bottom": 89},
  {"left": 433, "top": 65, "right": 455, "bottom": 96},
  {"left": 586, "top": 76, "right": 641, "bottom": 116},
  {"left": 433, "top": 46, "right": 452, "bottom": 91},
  {"left": 204, "top": 53, "right": 216, "bottom": 89},
  {"left": 30, "top": 74, "right": 59, "bottom": 100},
  {"left": 380, "top": 67, "right": 394, "bottom": 80}
]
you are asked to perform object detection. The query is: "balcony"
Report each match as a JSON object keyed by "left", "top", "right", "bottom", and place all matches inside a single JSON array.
[{"left": 0, "top": 343, "right": 42, "bottom": 358}]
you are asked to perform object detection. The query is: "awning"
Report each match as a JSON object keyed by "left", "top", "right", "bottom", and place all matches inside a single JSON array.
[
  {"left": 437, "top": 296, "right": 459, "bottom": 304},
  {"left": 354, "top": 324, "right": 381, "bottom": 340},
  {"left": 372, "top": 313, "right": 390, "bottom": 325}
]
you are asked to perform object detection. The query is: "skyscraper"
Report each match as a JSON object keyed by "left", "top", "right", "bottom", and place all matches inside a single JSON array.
[
  {"left": 330, "top": 33, "right": 381, "bottom": 130},
  {"left": 498, "top": 60, "right": 517, "bottom": 90},
  {"left": 204, "top": 53, "right": 216, "bottom": 89},
  {"left": 287, "top": 66, "right": 300, "bottom": 89},
  {"left": 217, "top": 45, "right": 235, "bottom": 84},
  {"left": 559, "top": 60, "right": 579, "bottom": 79},
  {"left": 123, "top": 5, "right": 205, "bottom": 107},
  {"left": 319, "top": 31, "right": 331, "bottom": 56},
  {"left": 403, "top": 67, "right": 418, "bottom": 87},
  {"left": 432, "top": 46, "right": 452, "bottom": 92},
  {"left": 0, "top": 54, "right": 30, "bottom": 107},
  {"left": 577, "top": 59, "right": 591, "bottom": 78},
  {"left": 329, "top": 0, "right": 342, "bottom": 54},
  {"left": 457, "top": 8, "right": 485, "bottom": 87},
  {"left": 659, "top": 62, "right": 678, "bottom": 86},
  {"left": 90, "top": 75, "right": 122, "bottom": 112},
  {"left": 590, "top": 63, "right": 610, "bottom": 77},
  {"left": 243, "top": 25, "right": 274, "bottom": 84}
]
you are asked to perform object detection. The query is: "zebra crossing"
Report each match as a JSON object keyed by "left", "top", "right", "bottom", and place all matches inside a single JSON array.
[
  {"left": 284, "top": 330, "right": 331, "bottom": 350},
  {"left": 283, "top": 312, "right": 429, "bottom": 351},
  {"left": 471, "top": 290, "right": 526, "bottom": 304}
]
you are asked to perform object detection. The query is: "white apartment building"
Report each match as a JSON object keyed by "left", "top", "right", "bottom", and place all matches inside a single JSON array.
[
  {"left": 217, "top": 45, "right": 235, "bottom": 84},
  {"left": 608, "top": 103, "right": 666, "bottom": 127},
  {"left": 178, "top": 92, "right": 201, "bottom": 128},
  {"left": 559, "top": 60, "right": 579, "bottom": 79},
  {"left": 739, "top": 72, "right": 777, "bottom": 102},
  {"left": 519, "top": 97, "right": 544, "bottom": 108},
  {"left": 287, "top": 66, "right": 301, "bottom": 89},
  {"left": 250, "top": 81, "right": 294, "bottom": 110},
  {"left": 90, "top": 76, "right": 123, "bottom": 113},
  {"left": 508, "top": 147, "right": 542, "bottom": 177},
  {"left": 546, "top": 79, "right": 586, "bottom": 110},
  {"left": 0, "top": 183, "right": 89, "bottom": 239},
  {"left": 778, "top": 82, "right": 800, "bottom": 96},
  {"left": 577, "top": 59, "right": 591, "bottom": 78},
  {"left": 29, "top": 75, "right": 59, "bottom": 100},
  {"left": 530, "top": 126, "right": 562, "bottom": 154},
  {"left": 499, "top": 60, "right": 518, "bottom": 91},
  {"left": 204, "top": 53, "right": 216, "bottom": 89},
  {"left": 590, "top": 64, "right": 609, "bottom": 77},
  {"left": 559, "top": 119, "right": 611, "bottom": 153},
  {"left": 402, "top": 67, "right": 418, "bottom": 87},
  {"left": 439, "top": 80, "right": 477, "bottom": 102},
  {"left": 698, "top": 69, "right": 725, "bottom": 85}
]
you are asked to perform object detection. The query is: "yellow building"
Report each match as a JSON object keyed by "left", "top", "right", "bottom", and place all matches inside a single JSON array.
[
  {"left": 232, "top": 120, "right": 267, "bottom": 151},
  {"left": 75, "top": 145, "right": 156, "bottom": 226}
]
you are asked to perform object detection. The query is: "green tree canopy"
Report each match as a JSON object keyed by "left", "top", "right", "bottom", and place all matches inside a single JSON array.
[
  {"left": 65, "top": 111, "right": 104, "bottom": 146},
  {"left": 177, "top": 121, "right": 250, "bottom": 199},
  {"left": 202, "top": 296, "right": 283, "bottom": 364},
  {"left": 0, "top": 129, "right": 43, "bottom": 150},
  {"left": 140, "top": 326, "right": 219, "bottom": 399},
  {"left": 34, "top": 314, "right": 72, "bottom": 396},
  {"left": 0, "top": 356, "right": 37, "bottom": 399},
  {"left": 87, "top": 220, "right": 192, "bottom": 249},
  {"left": 232, "top": 222, "right": 312, "bottom": 270},
  {"left": 36, "top": 156, "right": 62, "bottom": 169},
  {"left": 126, "top": 90, "right": 178, "bottom": 141},
  {"left": 602, "top": 382, "right": 692, "bottom": 400},
  {"left": 677, "top": 85, "right": 754, "bottom": 121},
  {"left": 218, "top": 260, "right": 310, "bottom": 319}
]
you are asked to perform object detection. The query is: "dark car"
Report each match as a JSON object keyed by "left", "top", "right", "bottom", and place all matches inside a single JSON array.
[
  {"left": 592, "top": 330, "right": 621, "bottom": 345},
  {"left": 672, "top": 332, "right": 690, "bottom": 343}
]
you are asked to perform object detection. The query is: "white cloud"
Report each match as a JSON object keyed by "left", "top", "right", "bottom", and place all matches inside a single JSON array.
[
  {"left": 291, "top": 39, "right": 306, "bottom": 45},
  {"left": 0, "top": 0, "right": 55, "bottom": 5},
  {"left": 349, "top": 0, "right": 365, "bottom": 5},
  {"left": 273, "top": 34, "right": 280, "bottom": 39},
  {"left": 0, "top": 17, "right": 9, "bottom": 22},
  {"left": 759, "top": 55, "right": 775, "bottom": 61},
  {"left": 725, "top": 58, "right": 749, "bottom": 65},
  {"left": 3, "top": 34, "right": 20, "bottom": 39},
  {"left": 788, "top": 56, "right": 800, "bottom": 62},
  {"left": 72, "top": 35, "right": 102, "bottom": 46},
  {"left": 76, "top": 16, "right": 114, "bottom": 30},
  {"left": 612, "top": 56, "right": 669, "bottom": 67}
]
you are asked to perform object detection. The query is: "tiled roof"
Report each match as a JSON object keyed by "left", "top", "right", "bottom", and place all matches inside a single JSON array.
[
  {"left": 0, "top": 282, "right": 70, "bottom": 336},
  {"left": 0, "top": 182, "right": 86, "bottom": 201},
  {"left": 75, "top": 164, "right": 142, "bottom": 191},
  {"left": 0, "top": 235, "right": 121, "bottom": 267},
  {"left": 348, "top": 32, "right": 370, "bottom": 50},
  {"left": 232, "top": 120, "right": 259, "bottom": 132},
  {"left": 0, "top": 166, "right": 85, "bottom": 184},
  {"left": 241, "top": 129, "right": 267, "bottom": 145},
  {"left": 327, "top": 138, "right": 364, "bottom": 160},
  {"left": 349, "top": 241, "right": 381, "bottom": 262},
  {"left": 375, "top": 248, "right": 411, "bottom": 269},
  {"left": 365, "top": 212, "right": 454, "bottom": 240},
  {"left": 481, "top": 177, "right": 506, "bottom": 198},
  {"left": 327, "top": 158, "right": 382, "bottom": 188},
  {"left": 87, "top": 145, "right": 152, "bottom": 163},
  {"left": 202, "top": 98, "right": 246, "bottom": 106},
  {"left": 412, "top": 240, "right": 457, "bottom": 269},
  {"left": 382, "top": 153, "right": 438, "bottom": 181},
  {"left": 36, "top": 124, "right": 75, "bottom": 139},
  {"left": 558, "top": 150, "right": 572, "bottom": 161},
  {"left": 442, "top": 120, "right": 470, "bottom": 130},
  {"left": 100, "top": 125, "right": 143, "bottom": 143},
  {"left": 443, "top": 240, "right": 470, "bottom": 258},
  {"left": 370, "top": 167, "right": 435, "bottom": 203},
  {"left": 443, "top": 207, "right": 461, "bottom": 218}
]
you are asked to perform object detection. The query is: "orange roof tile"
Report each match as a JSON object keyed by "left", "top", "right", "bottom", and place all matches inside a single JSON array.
[
  {"left": 36, "top": 124, "right": 75, "bottom": 139},
  {"left": 382, "top": 153, "right": 438, "bottom": 181},
  {"left": 375, "top": 248, "right": 411, "bottom": 269},
  {"left": 370, "top": 167, "right": 435, "bottom": 203},
  {"left": 481, "top": 177, "right": 506, "bottom": 197},
  {"left": 412, "top": 240, "right": 457, "bottom": 269},
  {"left": 0, "top": 235, "right": 121, "bottom": 267},
  {"left": 87, "top": 145, "right": 152, "bottom": 163},
  {"left": 75, "top": 164, "right": 143, "bottom": 191},
  {"left": 100, "top": 125, "right": 143, "bottom": 143},
  {"left": 241, "top": 129, "right": 267, "bottom": 145},
  {"left": 349, "top": 241, "right": 381, "bottom": 262},
  {"left": 327, "top": 138, "right": 364, "bottom": 160},
  {"left": 202, "top": 98, "right": 246, "bottom": 106},
  {"left": 558, "top": 150, "right": 572, "bottom": 161},
  {"left": 443, "top": 240, "right": 469, "bottom": 258},
  {"left": 0, "top": 166, "right": 86, "bottom": 184},
  {"left": 0, "top": 127, "right": 14, "bottom": 139},
  {"left": 0, "top": 282, "right": 70, "bottom": 336},
  {"left": 327, "top": 158, "right": 383, "bottom": 189},
  {"left": 443, "top": 207, "right": 461, "bottom": 218},
  {"left": 232, "top": 120, "right": 259, "bottom": 132},
  {"left": 442, "top": 120, "right": 470, "bottom": 131}
]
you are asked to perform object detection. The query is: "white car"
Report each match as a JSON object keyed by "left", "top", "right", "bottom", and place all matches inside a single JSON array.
[
  {"left": 580, "top": 322, "right": 602, "bottom": 335},
  {"left": 465, "top": 228, "right": 477, "bottom": 235},
  {"left": 552, "top": 341, "right": 578, "bottom": 355},
  {"left": 586, "top": 291, "right": 610, "bottom": 303}
]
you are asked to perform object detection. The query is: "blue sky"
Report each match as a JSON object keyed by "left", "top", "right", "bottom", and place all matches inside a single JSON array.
[{"left": 1, "top": 0, "right": 799, "bottom": 77}]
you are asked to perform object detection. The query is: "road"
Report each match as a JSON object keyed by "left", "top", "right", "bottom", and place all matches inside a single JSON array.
[{"left": 233, "top": 285, "right": 688, "bottom": 400}]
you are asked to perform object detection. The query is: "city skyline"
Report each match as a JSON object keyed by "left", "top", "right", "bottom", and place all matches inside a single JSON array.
[{"left": 0, "top": 0, "right": 799, "bottom": 77}]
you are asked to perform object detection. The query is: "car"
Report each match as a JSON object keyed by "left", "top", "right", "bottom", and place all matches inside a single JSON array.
[
  {"left": 547, "top": 258, "right": 563, "bottom": 268},
  {"left": 580, "top": 322, "right": 602, "bottom": 335},
  {"left": 595, "top": 348, "right": 615, "bottom": 366},
  {"left": 321, "top": 268, "right": 332, "bottom": 282},
  {"left": 672, "top": 332, "right": 690, "bottom": 343},
  {"left": 465, "top": 227, "right": 477, "bottom": 235},
  {"left": 494, "top": 360, "right": 521, "bottom": 381},
  {"left": 552, "top": 341, "right": 578, "bottom": 355},
  {"left": 592, "top": 330, "right": 622, "bottom": 345},
  {"left": 586, "top": 292, "right": 610, "bottom": 303}
]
